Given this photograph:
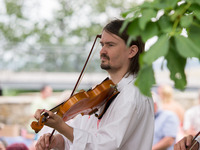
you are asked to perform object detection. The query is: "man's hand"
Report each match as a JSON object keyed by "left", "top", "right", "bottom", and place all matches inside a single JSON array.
[
  {"left": 174, "top": 135, "right": 193, "bottom": 150},
  {"left": 34, "top": 109, "right": 64, "bottom": 131},
  {"left": 34, "top": 109, "right": 74, "bottom": 143},
  {"left": 35, "top": 133, "right": 64, "bottom": 150}
]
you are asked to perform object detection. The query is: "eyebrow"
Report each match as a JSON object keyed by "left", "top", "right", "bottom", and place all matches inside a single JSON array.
[{"left": 100, "top": 41, "right": 117, "bottom": 45}]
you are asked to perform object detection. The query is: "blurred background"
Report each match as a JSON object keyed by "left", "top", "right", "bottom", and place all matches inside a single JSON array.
[{"left": 0, "top": 0, "right": 199, "bottom": 149}]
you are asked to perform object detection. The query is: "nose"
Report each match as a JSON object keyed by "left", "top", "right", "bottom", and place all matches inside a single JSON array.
[{"left": 100, "top": 45, "right": 107, "bottom": 56}]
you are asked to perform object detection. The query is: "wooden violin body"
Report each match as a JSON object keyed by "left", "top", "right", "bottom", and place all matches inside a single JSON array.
[{"left": 31, "top": 78, "right": 118, "bottom": 133}]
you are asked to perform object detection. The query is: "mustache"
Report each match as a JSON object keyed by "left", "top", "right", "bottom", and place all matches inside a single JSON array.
[{"left": 100, "top": 54, "right": 110, "bottom": 60}]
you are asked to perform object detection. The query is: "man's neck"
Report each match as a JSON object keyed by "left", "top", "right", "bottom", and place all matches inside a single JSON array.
[
  {"left": 109, "top": 71, "right": 127, "bottom": 84},
  {"left": 106, "top": 65, "right": 130, "bottom": 84}
]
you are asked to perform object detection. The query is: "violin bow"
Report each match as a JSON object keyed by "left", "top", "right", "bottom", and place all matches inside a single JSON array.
[
  {"left": 49, "top": 34, "right": 102, "bottom": 142},
  {"left": 187, "top": 131, "right": 200, "bottom": 150}
]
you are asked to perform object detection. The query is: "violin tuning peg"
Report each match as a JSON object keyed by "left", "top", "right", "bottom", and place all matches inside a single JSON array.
[{"left": 89, "top": 108, "right": 98, "bottom": 116}]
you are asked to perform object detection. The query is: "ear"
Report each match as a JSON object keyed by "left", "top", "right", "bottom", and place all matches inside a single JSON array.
[{"left": 128, "top": 45, "right": 138, "bottom": 59}]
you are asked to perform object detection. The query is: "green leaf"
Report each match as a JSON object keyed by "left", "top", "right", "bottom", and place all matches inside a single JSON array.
[
  {"left": 127, "top": 18, "right": 141, "bottom": 37},
  {"left": 166, "top": 37, "right": 187, "bottom": 90},
  {"left": 180, "top": 14, "right": 193, "bottom": 28},
  {"left": 140, "top": 1, "right": 155, "bottom": 9},
  {"left": 157, "top": 15, "right": 173, "bottom": 33},
  {"left": 135, "top": 64, "right": 155, "bottom": 97},
  {"left": 153, "top": 0, "right": 179, "bottom": 10},
  {"left": 186, "top": 0, "right": 200, "bottom": 6},
  {"left": 120, "top": 18, "right": 133, "bottom": 34},
  {"left": 121, "top": 7, "right": 140, "bottom": 18},
  {"left": 189, "top": 3, "right": 200, "bottom": 20},
  {"left": 175, "top": 35, "right": 200, "bottom": 58},
  {"left": 143, "top": 35, "right": 169, "bottom": 65},
  {"left": 127, "top": 36, "right": 137, "bottom": 47},
  {"left": 193, "top": 5, "right": 200, "bottom": 20},
  {"left": 194, "top": 0, "right": 200, "bottom": 5},
  {"left": 188, "top": 23, "right": 200, "bottom": 48},
  {"left": 171, "top": 3, "right": 188, "bottom": 21},
  {"left": 141, "top": 22, "right": 159, "bottom": 42},
  {"left": 139, "top": 9, "right": 157, "bottom": 30}
]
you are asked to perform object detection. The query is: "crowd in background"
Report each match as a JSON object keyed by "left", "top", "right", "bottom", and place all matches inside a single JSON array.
[
  {"left": 152, "top": 85, "right": 200, "bottom": 150},
  {"left": 0, "top": 84, "right": 200, "bottom": 150}
]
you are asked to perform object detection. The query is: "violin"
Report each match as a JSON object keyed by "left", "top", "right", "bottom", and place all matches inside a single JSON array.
[
  {"left": 186, "top": 131, "right": 200, "bottom": 150},
  {"left": 30, "top": 35, "right": 119, "bottom": 134},
  {"left": 31, "top": 78, "right": 118, "bottom": 133}
]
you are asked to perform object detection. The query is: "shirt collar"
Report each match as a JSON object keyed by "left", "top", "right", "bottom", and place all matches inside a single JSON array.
[{"left": 116, "top": 74, "right": 136, "bottom": 92}]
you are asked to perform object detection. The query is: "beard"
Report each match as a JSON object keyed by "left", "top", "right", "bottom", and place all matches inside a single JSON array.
[
  {"left": 100, "top": 54, "right": 111, "bottom": 70},
  {"left": 100, "top": 63, "right": 111, "bottom": 70}
]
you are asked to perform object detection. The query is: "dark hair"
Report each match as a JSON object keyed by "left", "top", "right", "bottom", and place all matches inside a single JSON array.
[
  {"left": 40, "top": 84, "right": 51, "bottom": 92},
  {"left": 103, "top": 19, "right": 145, "bottom": 74}
]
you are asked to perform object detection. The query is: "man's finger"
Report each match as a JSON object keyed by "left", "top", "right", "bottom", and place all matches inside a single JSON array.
[{"left": 34, "top": 109, "right": 45, "bottom": 120}]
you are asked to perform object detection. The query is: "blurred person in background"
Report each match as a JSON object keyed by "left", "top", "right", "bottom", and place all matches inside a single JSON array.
[
  {"left": 6, "top": 143, "right": 28, "bottom": 150},
  {"left": 152, "top": 92, "right": 179, "bottom": 150},
  {"left": 158, "top": 84, "right": 185, "bottom": 140},
  {"left": 31, "top": 85, "right": 56, "bottom": 114},
  {"left": 158, "top": 84, "right": 185, "bottom": 125},
  {"left": 0, "top": 138, "right": 7, "bottom": 150},
  {"left": 183, "top": 89, "right": 200, "bottom": 136},
  {"left": 22, "top": 85, "right": 56, "bottom": 143}
]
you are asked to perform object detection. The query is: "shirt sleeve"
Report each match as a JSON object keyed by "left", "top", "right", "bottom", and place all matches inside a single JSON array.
[{"left": 162, "top": 112, "right": 179, "bottom": 138}]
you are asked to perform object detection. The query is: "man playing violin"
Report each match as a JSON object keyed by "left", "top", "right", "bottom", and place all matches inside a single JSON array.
[{"left": 34, "top": 19, "right": 154, "bottom": 150}]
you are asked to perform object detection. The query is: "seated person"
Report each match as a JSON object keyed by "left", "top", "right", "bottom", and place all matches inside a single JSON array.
[{"left": 152, "top": 92, "right": 179, "bottom": 150}]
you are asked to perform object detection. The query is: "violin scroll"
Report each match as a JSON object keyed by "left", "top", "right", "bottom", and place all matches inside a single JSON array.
[{"left": 31, "top": 112, "right": 49, "bottom": 133}]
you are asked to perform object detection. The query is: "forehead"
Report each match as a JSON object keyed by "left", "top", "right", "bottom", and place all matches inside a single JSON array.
[{"left": 100, "top": 31, "right": 123, "bottom": 43}]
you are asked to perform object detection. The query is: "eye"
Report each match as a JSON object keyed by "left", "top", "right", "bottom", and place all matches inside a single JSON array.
[{"left": 108, "top": 43, "right": 114, "bottom": 47}]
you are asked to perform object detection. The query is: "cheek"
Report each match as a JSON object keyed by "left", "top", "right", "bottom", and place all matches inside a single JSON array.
[{"left": 109, "top": 51, "right": 124, "bottom": 65}]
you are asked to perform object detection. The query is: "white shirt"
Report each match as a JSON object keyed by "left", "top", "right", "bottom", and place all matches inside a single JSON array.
[
  {"left": 183, "top": 105, "right": 200, "bottom": 132},
  {"left": 63, "top": 74, "right": 154, "bottom": 150}
]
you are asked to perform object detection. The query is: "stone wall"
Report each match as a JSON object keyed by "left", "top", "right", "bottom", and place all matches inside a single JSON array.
[
  {"left": 0, "top": 92, "right": 69, "bottom": 130},
  {"left": 0, "top": 96, "right": 33, "bottom": 127}
]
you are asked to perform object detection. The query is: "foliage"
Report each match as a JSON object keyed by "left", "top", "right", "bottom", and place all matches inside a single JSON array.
[
  {"left": 0, "top": 0, "right": 137, "bottom": 72},
  {"left": 122, "top": 0, "right": 200, "bottom": 96}
]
